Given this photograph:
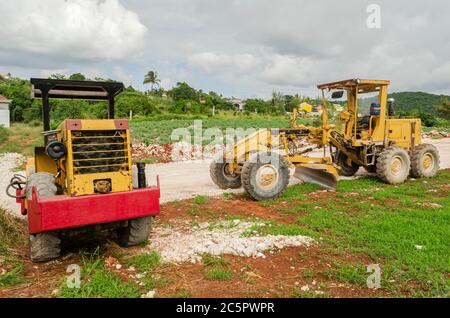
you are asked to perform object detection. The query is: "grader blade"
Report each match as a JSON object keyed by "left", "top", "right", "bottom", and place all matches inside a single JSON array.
[{"left": 294, "top": 166, "right": 337, "bottom": 190}]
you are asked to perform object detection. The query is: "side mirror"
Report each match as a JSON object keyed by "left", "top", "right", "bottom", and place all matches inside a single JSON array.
[{"left": 331, "top": 91, "right": 344, "bottom": 99}]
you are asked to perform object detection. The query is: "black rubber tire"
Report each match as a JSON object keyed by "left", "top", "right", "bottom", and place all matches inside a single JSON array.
[
  {"left": 26, "top": 172, "right": 57, "bottom": 200},
  {"left": 241, "top": 152, "right": 290, "bottom": 201},
  {"left": 336, "top": 151, "right": 359, "bottom": 176},
  {"left": 365, "top": 165, "right": 377, "bottom": 173},
  {"left": 29, "top": 233, "right": 61, "bottom": 262},
  {"left": 376, "top": 146, "right": 411, "bottom": 184},
  {"left": 209, "top": 160, "right": 241, "bottom": 189},
  {"left": 410, "top": 144, "right": 440, "bottom": 178},
  {"left": 26, "top": 172, "right": 61, "bottom": 262},
  {"left": 117, "top": 216, "right": 153, "bottom": 247}
]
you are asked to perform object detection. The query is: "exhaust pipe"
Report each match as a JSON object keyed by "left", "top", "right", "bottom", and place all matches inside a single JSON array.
[
  {"left": 136, "top": 162, "right": 147, "bottom": 188},
  {"left": 294, "top": 166, "right": 337, "bottom": 190}
]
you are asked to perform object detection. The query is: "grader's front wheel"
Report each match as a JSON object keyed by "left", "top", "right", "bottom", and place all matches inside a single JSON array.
[
  {"left": 376, "top": 146, "right": 411, "bottom": 184},
  {"left": 336, "top": 151, "right": 359, "bottom": 176},
  {"left": 209, "top": 161, "right": 242, "bottom": 189},
  {"left": 241, "top": 152, "right": 290, "bottom": 201},
  {"left": 410, "top": 144, "right": 440, "bottom": 178}
]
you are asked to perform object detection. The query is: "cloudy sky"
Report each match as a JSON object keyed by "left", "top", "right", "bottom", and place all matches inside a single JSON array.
[{"left": 0, "top": 0, "right": 449, "bottom": 98}]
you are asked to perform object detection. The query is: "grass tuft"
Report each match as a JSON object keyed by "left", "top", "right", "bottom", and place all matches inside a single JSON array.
[
  {"left": 206, "top": 268, "right": 233, "bottom": 281},
  {"left": 125, "top": 252, "right": 161, "bottom": 272},
  {"left": 193, "top": 195, "right": 208, "bottom": 204},
  {"left": 202, "top": 254, "right": 230, "bottom": 267}
]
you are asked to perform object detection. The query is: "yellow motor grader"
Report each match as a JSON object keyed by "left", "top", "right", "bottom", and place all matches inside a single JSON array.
[{"left": 210, "top": 79, "right": 440, "bottom": 200}]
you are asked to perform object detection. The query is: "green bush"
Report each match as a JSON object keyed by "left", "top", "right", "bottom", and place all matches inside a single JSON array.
[{"left": 0, "top": 126, "right": 8, "bottom": 144}]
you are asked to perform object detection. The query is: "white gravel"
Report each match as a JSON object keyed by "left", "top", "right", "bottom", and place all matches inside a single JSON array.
[
  {"left": 0, "top": 153, "right": 25, "bottom": 217},
  {"left": 147, "top": 219, "right": 315, "bottom": 263}
]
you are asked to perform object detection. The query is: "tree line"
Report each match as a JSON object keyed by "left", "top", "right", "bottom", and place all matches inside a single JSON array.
[{"left": 0, "top": 71, "right": 449, "bottom": 127}]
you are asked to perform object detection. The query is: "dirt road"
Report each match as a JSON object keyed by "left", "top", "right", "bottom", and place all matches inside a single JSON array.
[
  {"left": 1, "top": 138, "right": 449, "bottom": 216},
  {"left": 145, "top": 138, "right": 450, "bottom": 203}
]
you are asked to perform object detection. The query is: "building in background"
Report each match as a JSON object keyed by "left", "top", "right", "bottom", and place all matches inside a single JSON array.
[
  {"left": 0, "top": 95, "right": 11, "bottom": 128},
  {"left": 231, "top": 99, "right": 245, "bottom": 112}
]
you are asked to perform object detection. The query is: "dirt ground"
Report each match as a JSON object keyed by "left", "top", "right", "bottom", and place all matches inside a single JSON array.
[
  {"left": 0, "top": 138, "right": 448, "bottom": 298},
  {"left": 0, "top": 194, "right": 393, "bottom": 298}
]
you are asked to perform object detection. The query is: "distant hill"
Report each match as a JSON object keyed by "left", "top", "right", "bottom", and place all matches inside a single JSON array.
[
  {"left": 358, "top": 91, "right": 449, "bottom": 116},
  {"left": 388, "top": 92, "right": 449, "bottom": 115}
]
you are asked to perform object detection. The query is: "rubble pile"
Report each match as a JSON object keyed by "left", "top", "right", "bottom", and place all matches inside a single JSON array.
[
  {"left": 148, "top": 220, "right": 315, "bottom": 263},
  {"left": 422, "top": 130, "right": 450, "bottom": 139},
  {"left": 132, "top": 142, "right": 227, "bottom": 163}
]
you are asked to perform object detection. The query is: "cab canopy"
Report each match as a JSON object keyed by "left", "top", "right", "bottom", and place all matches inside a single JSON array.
[{"left": 317, "top": 79, "right": 390, "bottom": 94}]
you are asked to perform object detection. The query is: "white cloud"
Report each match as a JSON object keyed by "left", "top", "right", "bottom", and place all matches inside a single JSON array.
[
  {"left": 1, "top": 0, "right": 450, "bottom": 97},
  {"left": 112, "top": 66, "right": 133, "bottom": 86},
  {"left": 0, "top": 0, "right": 147, "bottom": 61},
  {"left": 188, "top": 52, "right": 260, "bottom": 74}
]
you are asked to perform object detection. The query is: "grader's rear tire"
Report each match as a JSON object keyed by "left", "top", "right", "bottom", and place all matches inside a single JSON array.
[
  {"left": 241, "top": 152, "right": 290, "bottom": 201},
  {"left": 410, "top": 144, "right": 440, "bottom": 178},
  {"left": 26, "top": 172, "right": 61, "bottom": 262},
  {"left": 336, "top": 151, "right": 359, "bottom": 176},
  {"left": 210, "top": 160, "right": 242, "bottom": 189},
  {"left": 376, "top": 146, "right": 410, "bottom": 184},
  {"left": 117, "top": 216, "right": 153, "bottom": 247}
]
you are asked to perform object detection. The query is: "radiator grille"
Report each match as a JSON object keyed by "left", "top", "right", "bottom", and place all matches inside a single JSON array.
[{"left": 71, "top": 130, "right": 129, "bottom": 174}]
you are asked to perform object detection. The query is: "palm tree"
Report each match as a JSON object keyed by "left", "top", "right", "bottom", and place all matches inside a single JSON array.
[{"left": 143, "top": 71, "right": 161, "bottom": 90}]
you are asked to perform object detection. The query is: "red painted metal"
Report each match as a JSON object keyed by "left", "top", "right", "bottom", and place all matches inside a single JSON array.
[
  {"left": 26, "top": 186, "right": 160, "bottom": 234},
  {"left": 65, "top": 119, "right": 82, "bottom": 130},
  {"left": 16, "top": 188, "right": 26, "bottom": 215},
  {"left": 114, "top": 119, "right": 129, "bottom": 129}
]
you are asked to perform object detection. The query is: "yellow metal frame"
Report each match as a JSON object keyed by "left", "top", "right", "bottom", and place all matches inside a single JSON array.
[
  {"left": 226, "top": 78, "right": 423, "bottom": 179},
  {"left": 34, "top": 119, "right": 133, "bottom": 196}
]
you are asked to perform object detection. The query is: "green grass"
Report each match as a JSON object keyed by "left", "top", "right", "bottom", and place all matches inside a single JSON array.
[
  {"left": 222, "top": 192, "right": 233, "bottom": 200},
  {"left": 202, "top": 254, "right": 230, "bottom": 267},
  {"left": 169, "top": 290, "right": 193, "bottom": 298},
  {"left": 0, "top": 262, "right": 24, "bottom": 287},
  {"left": 130, "top": 115, "right": 298, "bottom": 145},
  {"left": 243, "top": 220, "right": 315, "bottom": 238},
  {"left": 277, "top": 171, "right": 450, "bottom": 296},
  {"left": 140, "top": 274, "right": 168, "bottom": 290},
  {"left": 0, "top": 123, "right": 43, "bottom": 156},
  {"left": 140, "top": 157, "right": 158, "bottom": 164},
  {"left": 125, "top": 252, "right": 161, "bottom": 272},
  {"left": 0, "top": 126, "right": 8, "bottom": 144},
  {"left": 59, "top": 268, "right": 140, "bottom": 298},
  {"left": 292, "top": 289, "right": 329, "bottom": 298},
  {"left": 324, "top": 263, "right": 367, "bottom": 286},
  {"left": 206, "top": 268, "right": 233, "bottom": 281},
  {"left": 193, "top": 195, "right": 208, "bottom": 204},
  {"left": 59, "top": 249, "right": 141, "bottom": 298},
  {"left": 0, "top": 208, "right": 26, "bottom": 287}
]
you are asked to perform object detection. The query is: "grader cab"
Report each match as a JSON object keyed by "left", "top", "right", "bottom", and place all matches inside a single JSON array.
[
  {"left": 9, "top": 79, "right": 160, "bottom": 262},
  {"left": 210, "top": 78, "right": 440, "bottom": 201}
]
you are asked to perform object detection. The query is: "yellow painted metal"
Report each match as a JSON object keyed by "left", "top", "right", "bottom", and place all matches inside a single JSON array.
[
  {"left": 298, "top": 163, "right": 339, "bottom": 177},
  {"left": 25, "top": 158, "right": 36, "bottom": 176},
  {"left": 28, "top": 119, "right": 134, "bottom": 196},
  {"left": 224, "top": 78, "right": 424, "bottom": 190},
  {"left": 61, "top": 119, "right": 119, "bottom": 130},
  {"left": 384, "top": 118, "right": 421, "bottom": 148},
  {"left": 34, "top": 147, "right": 57, "bottom": 175},
  {"left": 229, "top": 129, "right": 273, "bottom": 163},
  {"left": 70, "top": 171, "right": 132, "bottom": 196}
]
